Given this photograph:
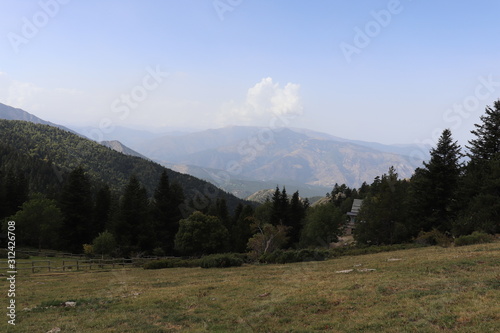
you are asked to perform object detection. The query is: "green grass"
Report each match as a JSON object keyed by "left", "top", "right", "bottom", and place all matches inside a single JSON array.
[{"left": 1, "top": 242, "right": 499, "bottom": 332}]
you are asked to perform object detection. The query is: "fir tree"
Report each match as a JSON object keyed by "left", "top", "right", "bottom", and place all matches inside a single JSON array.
[
  {"left": 409, "top": 129, "right": 462, "bottom": 233},
  {"left": 270, "top": 186, "right": 282, "bottom": 225},
  {"left": 355, "top": 167, "right": 410, "bottom": 245},
  {"left": 3, "top": 170, "right": 28, "bottom": 217},
  {"left": 114, "top": 175, "right": 153, "bottom": 253},
  {"left": 59, "top": 167, "right": 94, "bottom": 253},
  {"left": 230, "top": 204, "right": 255, "bottom": 253},
  {"left": 467, "top": 100, "right": 500, "bottom": 161},
  {"left": 150, "top": 171, "right": 185, "bottom": 254},
  {"left": 93, "top": 185, "right": 112, "bottom": 235},
  {"left": 287, "top": 191, "right": 306, "bottom": 246},
  {"left": 458, "top": 100, "right": 500, "bottom": 234}
]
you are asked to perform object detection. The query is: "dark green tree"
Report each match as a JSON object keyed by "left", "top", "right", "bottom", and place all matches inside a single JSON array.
[
  {"left": 287, "top": 191, "right": 307, "bottom": 246},
  {"left": 9, "top": 194, "right": 63, "bottom": 250},
  {"left": 59, "top": 167, "right": 94, "bottom": 252},
  {"left": 230, "top": 204, "right": 255, "bottom": 253},
  {"left": 300, "top": 204, "right": 343, "bottom": 248},
  {"left": 2, "top": 170, "right": 28, "bottom": 218},
  {"left": 93, "top": 185, "right": 112, "bottom": 234},
  {"left": 270, "top": 186, "right": 290, "bottom": 226},
  {"left": 208, "top": 198, "right": 230, "bottom": 230},
  {"left": 114, "top": 175, "right": 154, "bottom": 253},
  {"left": 408, "top": 129, "right": 462, "bottom": 233},
  {"left": 355, "top": 167, "right": 410, "bottom": 245},
  {"left": 457, "top": 100, "right": 500, "bottom": 235},
  {"left": 150, "top": 171, "right": 185, "bottom": 254},
  {"left": 467, "top": 100, "right": 500, "bottom": 161},
  {"left": 270, "top": 186, "right": 282, "bottom": 225},
  {"left": 174, "top": 211, "right": 229, "bottom": 256},
  {"left": 92, "top": 230, "right": 117, "bottom": 257}
]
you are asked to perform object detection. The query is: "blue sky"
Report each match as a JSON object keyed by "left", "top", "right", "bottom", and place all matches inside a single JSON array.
[{"left": 0, "top": 0, "right": 499, "bottom": 146}]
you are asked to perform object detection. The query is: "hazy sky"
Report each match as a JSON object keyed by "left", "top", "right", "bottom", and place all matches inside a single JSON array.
[{"left": 0, "top": 0, "right": 499, "bottom": 146}]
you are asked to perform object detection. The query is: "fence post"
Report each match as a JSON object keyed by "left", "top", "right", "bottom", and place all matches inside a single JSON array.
[
  {"left": 48, "top": 260, "right": 51, "bottom": 272},
  {"left": 32, "top": 261, "right": 35, "bottom": 273},
  {"left": 63, "top": 260, "right": 65, "bottom": 272},
  {"left": 76, "top": 260, "right": 79, "bottom": 271}
]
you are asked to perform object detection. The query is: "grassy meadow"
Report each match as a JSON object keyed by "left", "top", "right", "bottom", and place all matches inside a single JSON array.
[{"left": 1, "top": 242, "right": 499, "bottom": 332}]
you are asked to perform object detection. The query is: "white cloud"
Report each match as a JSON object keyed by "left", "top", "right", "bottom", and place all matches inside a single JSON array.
[
  {"left": 217, "top": 77, "right": 303, "bottom": 127},
  {"left": 0, "top": 73, "right": 88, "bottom": 123},
  {"left": 7, "top": 81, "right": 43, "bottom": 107}
]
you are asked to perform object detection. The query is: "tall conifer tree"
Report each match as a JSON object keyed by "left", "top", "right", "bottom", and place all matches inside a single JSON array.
[
  {"left": 409, "top": 129, "right": 462, "bottom": 233},
  {"left": 467, "top": 100, "right": 500, "bottom": 161},
  {"left": 59, "top": 167, "right": 93, "bottom": 252}
]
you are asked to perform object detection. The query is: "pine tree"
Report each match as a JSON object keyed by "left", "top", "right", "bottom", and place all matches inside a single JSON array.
[
  {"left": 231, "top": 204, "right": 254, "bottom": 253},
  {"left": 355, "top": 167, "right": 410, "bottom": 245},
  {"left": 114, "top": 175, "right": 153, "bottom": 253},
  {"left": 467, "top": 100, "right": 500, "bottom": 161},
  {"left": 3, "top": 170, "right": 28, "bottom": 217},
  {"left": 208, "top": 198, "right": 230, "bottom": 229},
  {"left": 270, "top": 186, "right": 291, "bottom": 226},
  {"left": 287, "top": 191, "right": 306, "bottom": 246},
  {"left": 458, "top": 100, "right": 500, "bottom": 235},
  {"left": 270, "top": 186, "right": 281, "bottom": 225},
  {"left": 409, "top": 129, "right": 462, "bottom": 233},
  {"left": 150, "top": 171, "right": 185, "bottom": 254},
  {"left": 59, "top": 167, "right": 94, "bottom": 253},
  {"left": 151, "top": 170, "right": 171, "bottom": 250},
  {"left": 93, "top": 185, "right": 112, "bottom": 235}
]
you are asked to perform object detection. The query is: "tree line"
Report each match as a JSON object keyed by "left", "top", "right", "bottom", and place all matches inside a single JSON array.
[{"left": 1, "top": 100, "right": 499, "bottom": 257}]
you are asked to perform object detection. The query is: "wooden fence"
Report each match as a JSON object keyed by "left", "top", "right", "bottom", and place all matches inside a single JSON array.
[{"left": 0, "top": 258, "right": 157, "bottom": 273}]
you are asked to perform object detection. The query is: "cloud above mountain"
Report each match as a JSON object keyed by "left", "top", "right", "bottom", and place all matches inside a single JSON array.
[
  {"left": 0, "top": 72, "right": 86, "bottom": 122},
  {"left": 217, "top": 77, "right": 303, "bottom": 127}
]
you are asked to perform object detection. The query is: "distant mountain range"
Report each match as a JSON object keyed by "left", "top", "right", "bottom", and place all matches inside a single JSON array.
[
  {"left": 0, "top": 102, "right": 430, "bottom": 199},
  {"left": 128, "top": 126, "right": 427, "bottom": 194},
  {"left": 69, "top": 125, "right": 428, "bottom": 199}
]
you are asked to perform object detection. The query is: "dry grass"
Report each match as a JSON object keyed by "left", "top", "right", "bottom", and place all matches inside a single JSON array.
[{"left": 1, "top": 242, "right": 499, "bottom": 332}]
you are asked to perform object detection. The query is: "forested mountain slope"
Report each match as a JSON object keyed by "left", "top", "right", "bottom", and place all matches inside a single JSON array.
[{"left": 0, "top": 120, "right": 246, "bottom": 212}]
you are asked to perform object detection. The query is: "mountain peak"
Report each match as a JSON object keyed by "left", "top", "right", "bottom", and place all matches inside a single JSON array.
[{"left": 0, "top": 102, "right": 78, "bottom": 135}]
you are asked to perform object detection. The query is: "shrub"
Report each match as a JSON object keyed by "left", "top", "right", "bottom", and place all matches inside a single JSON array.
[
  {"left": 258, "top": 249, "right": 330, "bottom": 264},
  {"left": 297, "top": 249, "right": 330, "bottom": 261},
  {"left": 454, "top": 231, "right": 494, "bottom": 246},
  {"left": 92, "top": 231, "right": 117, "bottom": 257},
  {"left": 143, "top": 258, "right": 201, "bottom": 269},
  {"left": 415, "top": 229, "right": 452, "bottom": 247},
  {"left": 83, "top": 244, "right": 94, "bottom": 258},
  {"left": 329, "top": 243, "right": 425, "bottom": 257},
  {"left": 200, "top": 253, "right": 244, "bottom": 268},
  {"left": 152, "top": 247, "right": 166, "bottom": 257}
]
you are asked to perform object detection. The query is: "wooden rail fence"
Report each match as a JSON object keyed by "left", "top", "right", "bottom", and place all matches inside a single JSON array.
[{"left": 0, "top": 258, "right": 157, "bottom": 273}]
